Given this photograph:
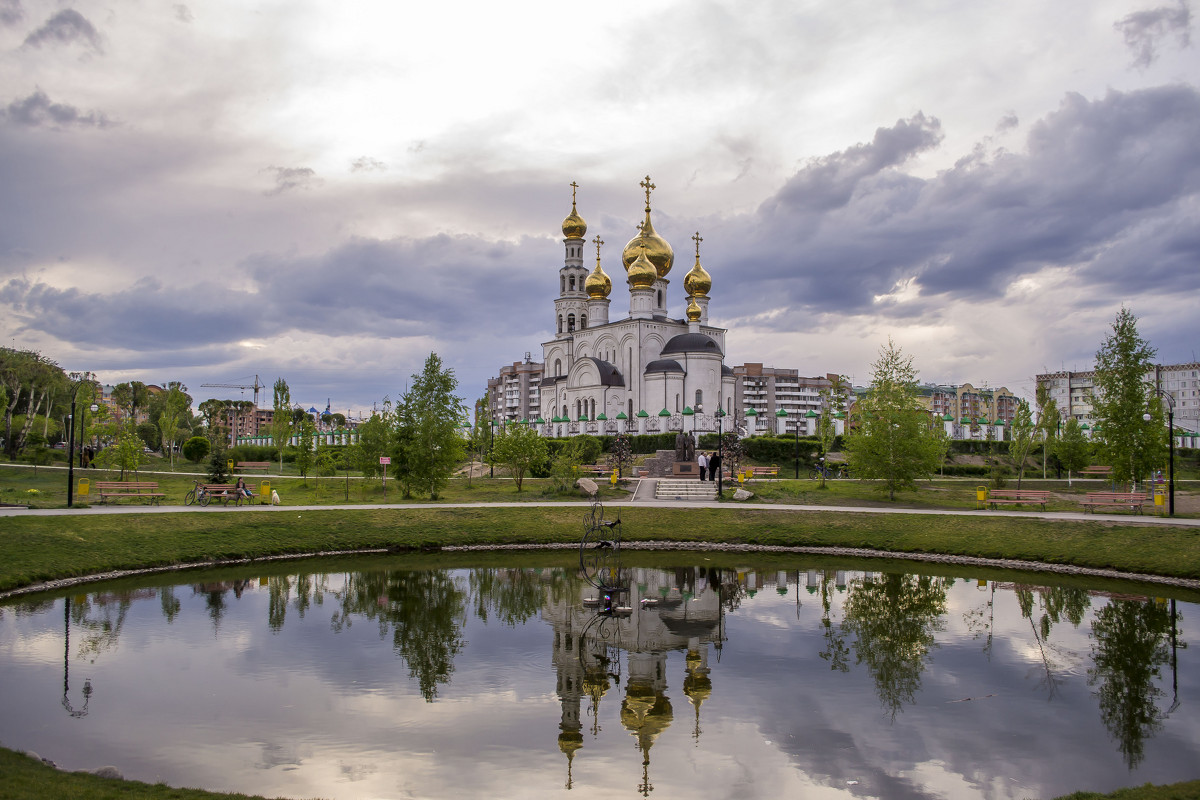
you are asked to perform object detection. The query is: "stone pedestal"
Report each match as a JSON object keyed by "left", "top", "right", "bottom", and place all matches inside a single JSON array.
[{"left": 672, "top": 462, "right": 699, "bottom": 478}]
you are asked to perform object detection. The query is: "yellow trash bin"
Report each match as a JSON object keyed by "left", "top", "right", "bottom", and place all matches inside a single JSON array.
[
  {"left": 1154, "top": 486, "right": 1166, "bottom": 506},
  {"left": 976, "top": 486, "right": 989, "bottom": 508},
  {"left": 259, "top": 480, "right": 271, "bottom": 504},
  {"left": 77, "top": 478, "right": 90, "bottom": 497}
]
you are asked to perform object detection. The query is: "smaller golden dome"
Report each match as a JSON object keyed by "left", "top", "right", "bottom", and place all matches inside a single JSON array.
[
  {"left": 585, "top": 234, "right": 611, "bottom": 299},
  {"left": 628, "top": 247, "right": 657, "bottom": 288},
  {"left": 561, "top": 181, "right": 586, "bottom": 240},
  {"left": 683, "top": 232, "right": 711, "bottom": 297},
  {"left": 685, "top": 296, "right": 702, "bottom": 322}
]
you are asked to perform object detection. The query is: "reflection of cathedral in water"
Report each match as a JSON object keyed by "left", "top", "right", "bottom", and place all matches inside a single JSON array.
[{"left": 546, "top": 566, "right": 725, "bottom": 793}]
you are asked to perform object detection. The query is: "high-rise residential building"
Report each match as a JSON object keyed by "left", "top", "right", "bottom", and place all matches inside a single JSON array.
[
  {"left": 487, "top": 353, "right": 544, "bottom": 424},
  {"left": 1037, "top": 363, "right": 1200, "bottom": 433}
]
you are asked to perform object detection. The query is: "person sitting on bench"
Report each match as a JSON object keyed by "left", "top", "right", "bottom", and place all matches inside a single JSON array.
[{"left": 235, "top": 478, "right": 253, "bottom": 500}]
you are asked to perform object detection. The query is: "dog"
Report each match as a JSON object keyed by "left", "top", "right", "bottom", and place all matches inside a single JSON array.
[{"left": 271, "top": 489, "right": 281, "bottom": 505}]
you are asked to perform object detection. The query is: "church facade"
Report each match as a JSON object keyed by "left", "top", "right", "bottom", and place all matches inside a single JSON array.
[{"left": 535, "top": 178, "right": 737, "bottom": 439}]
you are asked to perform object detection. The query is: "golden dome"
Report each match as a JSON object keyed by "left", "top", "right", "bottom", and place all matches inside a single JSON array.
[
  {"left": 685, "top": 296, "right": 701, "bottom": 322},
  {"left": 621, "top": 176, "right": 673, "bottom": 278},
  {"left": 683, "top": 232, "right": 711, "bottom": 297},
  {"left": 627, "top": 247, "right": 657, "bottom": 289},
  {"left": 585, "top": 235, "right": 611, "bottom": 299},
  {"left": 562, "top": 181, "right": 586, "bottom": 240}
]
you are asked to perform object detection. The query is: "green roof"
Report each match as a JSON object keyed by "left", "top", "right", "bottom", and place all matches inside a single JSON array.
[
  {"left": 637, "top": 410, "right": 649, "bottom": 418},
  {"left": 776, "top": 409, "right": 788, "bottom": 417},
  {"left": 805, "top": 410, "right": 818, "bottom": 418},
  {"left": 615, "top": 412, "right": 628, "bottom": 420},
  {"left": 596, "top": 413, "right": 607, "bottom": 420},
  {"left": 681, "top": 406, "right": 694, "bottom": 415},
  {"left": 659, "top": 408, "right": 672, "bottom": 416},
  {"left": 745, "top": 408, "right": 757, "bottom": 416},
  {"left": 535, "top": 417, "right": 545, "bottom": 424}
]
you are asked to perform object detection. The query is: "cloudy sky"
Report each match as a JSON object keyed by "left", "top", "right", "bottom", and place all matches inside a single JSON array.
[{"left": 2, "top": 0, "right": 1197, "bottom": 415}]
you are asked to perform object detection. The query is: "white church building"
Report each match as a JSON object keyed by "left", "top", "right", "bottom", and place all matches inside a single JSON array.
[{"left": 536, "top": 178, "right": 738, "bottom": 439}]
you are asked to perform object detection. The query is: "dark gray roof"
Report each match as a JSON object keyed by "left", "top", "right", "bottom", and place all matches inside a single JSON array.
[
  {"left": 582, "top": 357, "right": 625, "bottom": 387},
  {"left": 661, "top": 332, "right": 723, "bottom": 356},
  {"left": 645, "top": 358, "right": 685, "bottom": 374},
  {"left": 722, "top": 365, "right": 735, "bottom": 376}
]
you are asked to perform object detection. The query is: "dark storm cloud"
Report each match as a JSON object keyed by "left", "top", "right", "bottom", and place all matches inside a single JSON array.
[
  {"left": 22, "top": 9, "right": 103, "bottom": 52},
  {"left": 1115, "top": 0, "right": 1191, "bottom": 67},
  {"left": 263, "top": 166, "right": 319, "bottom": 195},
  {"left": 1, "top": 234, "right": 537, "bottom": 352},
  {"left": 0, "top": 0, "right": 23, "bottom": 27},
  {"left": 715, "top": 85, "right": 1200, "bottom": 324},
  {"left": 2, "top": 89, "right": 111, "bottom": 128}
]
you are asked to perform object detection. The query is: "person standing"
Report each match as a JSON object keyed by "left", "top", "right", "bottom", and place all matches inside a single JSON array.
[
  {"left": 698, "top": 451, "right": 708, "bottom": 481},
  {"left": 709, "top": 452, "right": 721, "bottom": 482}
]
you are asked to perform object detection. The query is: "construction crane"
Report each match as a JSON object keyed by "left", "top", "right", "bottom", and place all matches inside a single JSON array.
[{"left": 200, "top": 375, "right": 264, "bottom": 406}]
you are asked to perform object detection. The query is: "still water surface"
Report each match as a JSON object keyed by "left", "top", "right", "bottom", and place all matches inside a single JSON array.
[{"left": 0, "top": 555, "right": 1196, "bottom": 800}]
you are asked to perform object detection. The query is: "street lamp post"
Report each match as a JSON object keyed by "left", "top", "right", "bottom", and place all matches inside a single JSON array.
[
  {"left": 65, "top": 373, "right": 93, "bottom": 508},
  {"left": 1144, "top": 386, "right": 1175, "bottom": 517},
  {"left": 490, "top": 419, "right": 496, "bottom": 479},
  {"left": 793, "top": 413, "right": 800, "bottom": 479},
  {"left": 716, "top": 406, "right": 724, "bottom": 498}
]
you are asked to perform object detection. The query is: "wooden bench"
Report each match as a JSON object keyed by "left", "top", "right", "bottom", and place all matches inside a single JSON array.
[
  {"left": 581, "top": 464, "right": 611, "bottom": 475},
  {"left": 95, "top": 481, "right": 164, "bottom": 505},
  {"left": 987, "top": 489, "right": 1051, "bottom": 509},
  {"left": 236, "top": 461, "right": 272, "bottom": 473},
  {"left": 751, "top": 465, "right": 779, "bottom": 477},
  {"left": 1081, "top": 492, "right": 1146, "bottom": 514},
  {"left": 1080, "top": 466, "right": 1112, "bottom": 478},
  {"left": 200, "top": 483, "right": 257, "bottom": 507}
]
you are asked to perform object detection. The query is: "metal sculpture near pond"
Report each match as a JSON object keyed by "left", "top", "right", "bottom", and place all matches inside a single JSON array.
[{"left": 578, "top": 490, "right": 630, "bottom": 612}]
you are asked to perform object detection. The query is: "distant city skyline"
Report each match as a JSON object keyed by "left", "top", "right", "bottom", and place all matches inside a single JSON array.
[{"left": 2, "top": 0, "right": 1197, "bottom": 414}]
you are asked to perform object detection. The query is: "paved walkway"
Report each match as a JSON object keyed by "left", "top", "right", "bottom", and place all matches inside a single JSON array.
[{"left": 3, "top": 496, "right": 1198, "bottom": 527}]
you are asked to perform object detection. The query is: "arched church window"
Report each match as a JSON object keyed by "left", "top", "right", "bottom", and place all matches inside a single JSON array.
[
  {"left": 580, "top": 314, "right": 587, "bottom": 329},
  {"left": 569, "top": 276, "right": 576, "bottom": 292},
  {"left": 675, "top": 394, "right": 680, "bottom": 412},
  {"left": 628, "top": 399, "right": 633, "bottom": 419},
  {"left": 561, "top": 275, "right": 565, "bottom": 293},
  {"left": 695, "top": 389, "right": 703, "bottom": 409},
  {"left": 567, "top": 314, "right": 575, "bottom": 332},
  {"left": 557, "top": 315, "right": 563, "bottom": 334},
  {"left": 554, "top": 359, "right": 562, "bottom": 376},
  {"left": 657, "top": 290, "right": 663, "bottom": 307}
]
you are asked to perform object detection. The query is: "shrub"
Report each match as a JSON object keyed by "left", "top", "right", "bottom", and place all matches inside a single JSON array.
[{"left": 182, "top": 436, "right": 210, "bottom": 463}]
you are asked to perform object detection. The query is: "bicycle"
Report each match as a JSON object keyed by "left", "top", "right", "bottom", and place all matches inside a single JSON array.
[
  {"left": 183, "top": 481, "right": 212, "bottom": 507},
  {"left": 810, "top": 464, "right": 835, "bottom": 481}
]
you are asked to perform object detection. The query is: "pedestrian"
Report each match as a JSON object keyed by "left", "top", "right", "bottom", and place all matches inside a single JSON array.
[
  {"left": 698, "top": 451, "right": 708, "bottom": 481},
  {"left": 235, "top": 477, "right": 253, "bottom": 501},
  {"left": 709, "top": 452, "right": 721, "bottom": 482}
]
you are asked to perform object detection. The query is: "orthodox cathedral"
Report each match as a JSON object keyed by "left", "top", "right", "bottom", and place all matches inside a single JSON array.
[{"left": 537, "top": 177, "right": 736, "bottom": 437}]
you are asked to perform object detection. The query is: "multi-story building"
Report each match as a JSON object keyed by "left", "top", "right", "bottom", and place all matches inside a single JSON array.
[
  {"left": 1037, "top": 362, "right": 1200, "bottom": 434},
  {"left": 487, "top": 353, "right": 544, "bottom": 424},
  {"left": 732, "top": 366, "right": 845, "bottom": 434},
  {"left": 915, "top": 382, "right": 1019, "bottom": 434}
]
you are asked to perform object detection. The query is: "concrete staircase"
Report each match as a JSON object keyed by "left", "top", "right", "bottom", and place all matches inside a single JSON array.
[{"left": 654, "top": 478, "right": 718, "bottom": 501}]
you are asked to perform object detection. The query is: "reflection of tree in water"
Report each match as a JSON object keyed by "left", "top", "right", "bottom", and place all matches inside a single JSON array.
[
  {"left": 160, "top": 586, "right": 181, "bottom": 623},
  {"left": 469, "top": 568, "right": 550, "bottom": 626},
  {"left": 1014, "top": 585, "right": 1091, "bottom": 699},
  {"left": 330, "top": 570, "right": 467, "bottom": 701},
  {"left": 265, "top": 574, "right": 329, "bottom": 632},
  {"left": 817, "top": 570, "right": 849, "bottom": 673},
  {"left": 841, "top": 573, "right": 947, "bottom": 718},
  {"left": 191, "top": 580, "right": 255, "bottom": 631},
  {"left": 1088, "top": 597, "right": 1174, "bottom": 769}
]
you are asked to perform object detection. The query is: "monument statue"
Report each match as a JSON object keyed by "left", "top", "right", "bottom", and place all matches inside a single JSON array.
[{"left": 674, "top": 430, "right": 696, "bottom": 463}]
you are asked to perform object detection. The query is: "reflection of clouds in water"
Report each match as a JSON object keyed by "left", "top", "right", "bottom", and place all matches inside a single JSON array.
[
  {"left": 255, "top": 740, "right": 308, "bottom": 770},
  {"left": 338, "top": 759, "right": 378, "bottom": 782}
]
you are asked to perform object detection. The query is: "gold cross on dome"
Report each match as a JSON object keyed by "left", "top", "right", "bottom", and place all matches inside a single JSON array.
[
  {"left": 593, "top": 235, "right": 604, "bottom": 260},
  {"left": 640, "top": 175, "right": 655, "bottom": 210},
  {"left": 692, "top": 231, "right": 703, "bottom": 258},
  {"left": 570, "top": 181, "right": 579, "bottom": 205}
]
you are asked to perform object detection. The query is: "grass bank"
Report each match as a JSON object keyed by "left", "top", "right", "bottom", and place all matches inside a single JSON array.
[{"left": 3, "top": 504, "right": 1200, "bottom": 596}]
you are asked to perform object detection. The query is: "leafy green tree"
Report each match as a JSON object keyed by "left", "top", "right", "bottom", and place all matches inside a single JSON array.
[
  {"left": 271, "top": 379, "right": 295, "bottom": 472},
  {"left": 95, "top": 430, "right": 148, "bottom": 479},
  {"left": 1036, "top": 380, "right": 1060, "bottom": 479},
  {"left": 608, "top": 433, "right": 634, "bottom": 478},
  {"left": 182, "top": 435, "right": 210, "bottom": 463},
  {"left": 205, "top": 444, "right": 230, "bottom": 482},
  {"left": 1, "top": 348, "right": 66, "bottom": 457},
  {"left": 155, "top": 384, "right": 191, "bottom": 467},
  {"left": 817, "top": 375, "right": 850, "bottom": 478},
  {"left": 1091, "top": 307, "right": 1163, "bottom": 483},
  {"left": 136, "top": 422, "right": 160, "bottom": 452},
  {"left": 350, "top": 403, "right": 393, "bottom": 485},
  {"left": 844, "top": 339, "right": 943, "bottom": 500},
  {"left": 491, "top": 421, "right": 548, "bottom": 492},
  {"left": 111, "top": 381, "right": 148, "bottom": 423},
  {"left": 1057, "top": 417, "right": 1091, "bottom": 485},
  {"left": 546, "top": 437, "right": 583, "bottom": 494},
  {"left": 294, "top": 416, "right": 316, "bottom": 483},
  {"left": 1008, "top": 399, "right": 1037, "bottom": 488},
  {"left": 198, "top": 399, "right": 227, "bottom": 445},
  {"left": 396, "top": 353, "right": 467, "bottom": 500}
]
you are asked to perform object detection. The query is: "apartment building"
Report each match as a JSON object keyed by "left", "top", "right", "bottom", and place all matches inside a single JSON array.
[
  {"left": 487, "top": 353, "right": 544, "bottom": 424},
  {"left": 1037, "top": 362, "right": 1200, "bottom": 433}
]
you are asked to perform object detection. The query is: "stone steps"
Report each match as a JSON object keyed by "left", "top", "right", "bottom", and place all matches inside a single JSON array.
[{"left": 654, "top": 479, "right": 718, "bottom": 500}]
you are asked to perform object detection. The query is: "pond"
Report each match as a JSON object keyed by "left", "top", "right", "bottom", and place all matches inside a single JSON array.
[{"left": 0, "top": 553, "right": 1197, "bottom": 800}]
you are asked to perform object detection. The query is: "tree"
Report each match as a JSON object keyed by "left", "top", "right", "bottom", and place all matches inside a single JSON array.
[
  {"left": 182, "top": 435, "right": 210, "bottom": 463},
  {"left": 1091, "top": 307, "right": 1163, "bottom": 484},
  {"left": 817, "top": 375, "right": 849, "bottom": 467},
  {"left": 351, "top": 403, "right": 393, "bottom": 485},
  {"left": 844, "top": 339, "right": 943, "bottom": 500},
  {"left": 1036, "top": 380, "right": 1060, "bottom": 479},
  {"left": 111, "top": 381, "right": 148, "bottom": 424},
  {"left": 1, "top": 348, "right": 66, "bottom": 458},
  {"left": 396, "top": 353, "right": 467, "bottom": 500},
  {"left": 492, "top": 422, "right": 548, "bottom": 492},
  {"left": 198, "top": 399, "right": 227, "bottom": 445},
  {"left": 608, "top": 433, "right": 634, "bottom": 478},
  {"left": 1008, "top": 399, "right": 1037, "bottom": 488},
  {"left": 95, "top": 429, "right": 147, "bottom": 479},
  {"left": 1057, "top": 417, "right": 1091, "bottom": 485},
  {"left": 271, "top": 379, "right": 294, "bottom": 472},
  {"left": 156, "top": 384, "right": 191, "bottom": 467}
]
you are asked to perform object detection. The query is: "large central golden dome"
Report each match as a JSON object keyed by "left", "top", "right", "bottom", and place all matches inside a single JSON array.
[{"left": 621, "top": 176, "right": 673, "bottom": 278}]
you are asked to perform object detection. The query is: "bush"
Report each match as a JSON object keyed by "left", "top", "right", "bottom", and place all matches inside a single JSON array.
[
  {"left": 206, "top": 447, "right": 230, "bottom": 482},
  {"left": 182, "top": 436, "right": 210, "bottom": 463},
  {"left": 229, "top": 444, "right": 279, "bottom": 463},
  {"left": 136, "top": 422, "right": 160, "bottom": 451}
]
